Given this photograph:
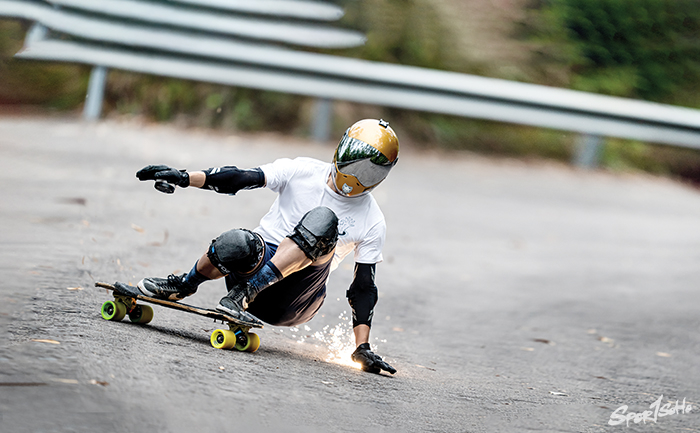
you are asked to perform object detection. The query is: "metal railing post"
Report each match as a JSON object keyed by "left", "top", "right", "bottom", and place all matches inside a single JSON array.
[
  {"left": 573, "top": 133, "right": 604, "bottom": 169},
  {"left": 24, "top": 22, "right": 48, "bottom": 48},
  {"left": 312, "top": 97, "right": 332, "bottom": 142},
  {"left": 83, "top": 65, "right": 108, "bottom": 121}
]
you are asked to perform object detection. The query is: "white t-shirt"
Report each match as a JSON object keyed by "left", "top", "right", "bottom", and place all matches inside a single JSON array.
[{"left": 255, "top": 157, "right": 385, "bottom": 272}]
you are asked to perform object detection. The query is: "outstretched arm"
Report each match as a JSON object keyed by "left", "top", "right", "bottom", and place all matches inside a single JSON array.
[
  {"left": 136, "top": 165, "right": 265, "bottom": 194},
  {"left": 347, "top": 263, "right": 396, "bottom": 374}
]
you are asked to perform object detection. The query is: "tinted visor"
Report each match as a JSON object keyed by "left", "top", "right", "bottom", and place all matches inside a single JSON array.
[{"left": 335, "top": 133, "right": 396, "bottom": 187}]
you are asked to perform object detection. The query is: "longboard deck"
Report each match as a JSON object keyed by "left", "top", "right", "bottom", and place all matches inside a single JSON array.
[{"left": 95, "top": 281, "right": 262, "bottom": 328}]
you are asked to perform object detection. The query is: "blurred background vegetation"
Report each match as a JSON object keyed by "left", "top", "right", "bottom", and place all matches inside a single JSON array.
[{"left": 1, "top": 0, "right": 699, "bottom": 183}]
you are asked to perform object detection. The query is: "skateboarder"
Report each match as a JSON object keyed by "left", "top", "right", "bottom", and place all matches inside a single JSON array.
[{"left": 135, "top": 119, "right": 397, "bottom": 375}]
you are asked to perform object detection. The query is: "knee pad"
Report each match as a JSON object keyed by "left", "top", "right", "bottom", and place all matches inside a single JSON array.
[
  {"left": 207, "top": 229, "right": 265, "bottom": 276},
  {"left": 288, "top": 206, "right": 339, "bottom": 261}
]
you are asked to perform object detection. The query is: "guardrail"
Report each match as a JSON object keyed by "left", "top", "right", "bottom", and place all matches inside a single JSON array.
[{"left": 2, "top": 0, "right": 700, "bottom": 168}]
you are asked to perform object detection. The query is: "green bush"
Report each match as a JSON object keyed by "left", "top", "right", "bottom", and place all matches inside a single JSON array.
[
  {"left": 519, "top": 0, "right": 700, "bottom": 182},
  {"left": 530, "top": 0, "right": 700, "bottom": 105}
]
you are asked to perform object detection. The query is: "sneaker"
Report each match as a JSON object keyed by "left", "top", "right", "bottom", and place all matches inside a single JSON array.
[
  {"left": 137, "top": 274, "right": 197, "bottom": 301},
  {"left": 216, "top": 284, "right": 263, "bottom": 326}
]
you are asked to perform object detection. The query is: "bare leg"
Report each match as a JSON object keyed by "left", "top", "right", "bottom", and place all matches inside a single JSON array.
[
  {"left": 195, "top": 253, "right": 225, "bottom": 280},
  {"left": 215, "top": 236, "right": 334, "bottom": 325},
  {"left": 270, "top": 238, "right": 334, "bottom": 277},
  {"left": 196, "top": 237, "right": 333, "bottom": 280}
]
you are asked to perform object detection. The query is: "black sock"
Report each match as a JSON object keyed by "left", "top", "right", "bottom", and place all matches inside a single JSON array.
[
  {"left": 183, "top": 261, "right": 209, "bottom": 288},
  {"left": 247, "top": 262, "right": 283, "bottom": 297}
]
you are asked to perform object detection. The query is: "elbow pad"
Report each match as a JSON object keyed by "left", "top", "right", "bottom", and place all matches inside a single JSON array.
[
  {"left": 346, "top": 263, "right": 378, "bottom": 328},
  {"left": 203, "top": 166, "right": 265, "bottom": 195}
]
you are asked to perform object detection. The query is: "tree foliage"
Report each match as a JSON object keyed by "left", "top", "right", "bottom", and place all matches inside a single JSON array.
[{"left": 533, "top": 0, "right": 700, "bottom": 105}]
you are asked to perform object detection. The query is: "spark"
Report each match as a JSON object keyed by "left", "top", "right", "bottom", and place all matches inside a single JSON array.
[
  {"left": 308, "top": 312, "right": 361, "bottom": 369},
  {"left": 295, "top": 310, "right": 390, "bottom": 370}
]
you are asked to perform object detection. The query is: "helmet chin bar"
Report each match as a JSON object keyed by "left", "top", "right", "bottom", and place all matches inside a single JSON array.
[{"left": 332, "top": 165, "right": 375, "bottom": 197}]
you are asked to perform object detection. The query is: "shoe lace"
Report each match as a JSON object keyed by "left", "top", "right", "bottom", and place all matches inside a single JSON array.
[
  {"left": 168, "top": 274, "right": 183, "bottom": 285},
  {"left": 166, "top": 274, "right": 186, "bottom": 289}
]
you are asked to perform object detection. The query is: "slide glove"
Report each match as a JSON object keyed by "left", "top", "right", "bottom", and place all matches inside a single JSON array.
[
  {"left": 351, "top": 343, "right": 396, "bottom": 375},
  {"left": 136, "top": 165, "right": 190, "bottom": 192}
]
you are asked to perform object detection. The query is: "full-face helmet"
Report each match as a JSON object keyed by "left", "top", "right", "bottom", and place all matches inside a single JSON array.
[{"left": 332, "top": 119, "right": 399, "bottom": 197}]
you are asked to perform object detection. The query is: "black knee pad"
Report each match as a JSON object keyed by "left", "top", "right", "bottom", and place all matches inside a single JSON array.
[
  {"left": 207, "top": 229, "right": 265, "bottom": 276},
  {"left": 288, "top": 206, "right": 339, "bottom": 261}
]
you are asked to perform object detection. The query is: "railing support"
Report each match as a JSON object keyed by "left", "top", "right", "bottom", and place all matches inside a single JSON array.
[
  {"left": 83, "top": 65, "right": 108, "bottom": 121},
  {"left": 573, "top": 134, "right": 603, "bottom": 169},
  {"left": 23, "top": 22, "right": 47, "bottom": 48},
  {"left": 312, "top": 97, "right": 333, "bottom": 142}
]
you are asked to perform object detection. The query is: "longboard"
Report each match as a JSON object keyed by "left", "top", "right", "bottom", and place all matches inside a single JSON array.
[{"left": 95, "top": 282, "right": 262, "bottom": 352}]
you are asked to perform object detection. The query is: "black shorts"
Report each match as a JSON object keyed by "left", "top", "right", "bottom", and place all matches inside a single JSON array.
[{"left": 225, "top": 242, "right": 331, "bottom": 327}]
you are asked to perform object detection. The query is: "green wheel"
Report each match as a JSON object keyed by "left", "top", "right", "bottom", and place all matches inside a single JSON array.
[
  {"left": 235, "top": 332, "right": 261, "bottom": 353},
  {"left": 101, "top": 300, "right": 127, "bottom": 321},
  {"left": 211, "top": 329, "right": 237, "bottom": 350},
  {"left": 128, "top": 305, "right": 154, "bottom": 324}
]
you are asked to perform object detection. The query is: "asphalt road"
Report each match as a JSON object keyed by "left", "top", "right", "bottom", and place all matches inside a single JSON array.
[{"left": 1, "top": 116, "right": 698, "bottom": 432}]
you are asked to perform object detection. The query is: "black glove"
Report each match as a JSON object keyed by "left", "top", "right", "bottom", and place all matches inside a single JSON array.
[
  {"left": 136, "top": 165, "right": 190, "bottom": 190},
  {"left": 351, "top": 343, "right": 396, "bottom": 374}
]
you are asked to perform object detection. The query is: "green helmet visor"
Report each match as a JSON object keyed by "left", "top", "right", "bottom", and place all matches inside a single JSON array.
[{"left": 335, "top": 134, "right": 397, "bottom": 187}]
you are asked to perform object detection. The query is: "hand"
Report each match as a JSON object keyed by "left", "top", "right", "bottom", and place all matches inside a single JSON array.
[
  {"left": 136, "top": 165, "right": 189, "bottom": 188},
  {"left": 351, "top": 343, "right": 396, "bottom": 374}
]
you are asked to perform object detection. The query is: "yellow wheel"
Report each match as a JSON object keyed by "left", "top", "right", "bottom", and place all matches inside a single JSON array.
[
  {"left": 128, "top": 305, "right": 154, "bottom": 324},
  {"left": 101, "top": 300, "right": 127, "bottom": 321},
  {"left": 211, "top": 329, "right": 237, "bottom": 350},
  {"left": 235, "top": 332, "right": 261, "bottom": 353},
  {"left": 245, "top": 333, "right": 261, "bottom": 353}
]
